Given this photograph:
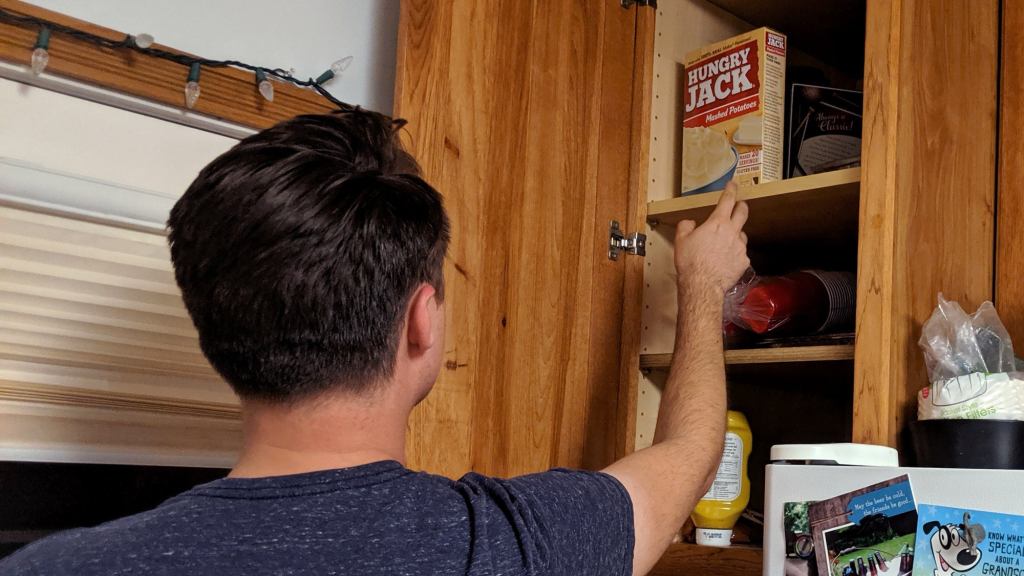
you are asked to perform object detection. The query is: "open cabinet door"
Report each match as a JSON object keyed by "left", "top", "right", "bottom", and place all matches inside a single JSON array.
[
  {"left": 854, "top": 0, "right": 999, "bottom": 449},
  {"left": 394, "top": 0, "right": 646, "bottom": 478},
  {"left": 997, "top": 0, "right": 1024, "bottom": 345}
]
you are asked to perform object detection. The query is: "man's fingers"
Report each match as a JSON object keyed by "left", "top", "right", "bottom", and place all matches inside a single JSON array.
[
  {"left": 710, "top": 181, "right": 738, "bottom": 221},
  {"left": 676, "top": 219, "right": 696, "bottom": 239},
  {"left": 739, "top": 231, "right": 748, "bottom": 245},
  {"left": 731, "top": 200, "right": 749, "bottom": 231}
]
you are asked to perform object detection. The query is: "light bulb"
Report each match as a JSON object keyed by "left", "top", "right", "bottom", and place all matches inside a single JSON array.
[
  {"left": 330, "top": 56, "right": 353, "bottom": 75},
  {"left": 255, "top": 69, "right": 274, "bottom": 102},
  {"left": 133, "top": 33, "right": 154, "bottom": 49},
  {"left": 31, "top": 26, "right": 51, "bottom": 75},
  {"left": 258, "top": 80, "right": 274, "bottom": 102},
  {"left": 315, "top": 56, "right": 353, "bottom": 85},
  {"left": 185, "top": 81, "right": 201, "bottom": 108},
  {"left": 184, "top": 63, "right": 201, "bottom": 109},
  {"left": 30, "top": 47, "right": 49, "bottom": 75}
]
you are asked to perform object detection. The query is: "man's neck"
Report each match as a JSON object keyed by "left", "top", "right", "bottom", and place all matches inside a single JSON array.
[{"left": 229, "top": 391, "right": 409, "bottom": 478}]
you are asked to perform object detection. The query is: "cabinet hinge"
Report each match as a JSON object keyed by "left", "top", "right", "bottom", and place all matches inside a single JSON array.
[
  {"left": 620, "top": 0, "right": 657, "bottom": 9},
  {"left": 608, "top": 220, "right": 646, "bottom": 261}
]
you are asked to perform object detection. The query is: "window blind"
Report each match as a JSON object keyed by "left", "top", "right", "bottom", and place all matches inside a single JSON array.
[{"left": 0, "top": 204, "right": 241, "bottom": 467}]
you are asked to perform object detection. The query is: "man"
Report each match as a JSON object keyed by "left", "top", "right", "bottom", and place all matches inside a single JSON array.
[{"left": 1, "top": 110, "right": 749, "bottom": 575}]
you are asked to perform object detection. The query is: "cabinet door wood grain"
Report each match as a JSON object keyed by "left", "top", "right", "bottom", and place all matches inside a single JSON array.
[
  {"left": 997, "top": 0, "right": 1024, "bottom": 346},
  {"left": 854, "top": 0, "right": 999, "bottom": 448},
  {"left": 395, "top": 0, "right": 642, "bottom": 477}
]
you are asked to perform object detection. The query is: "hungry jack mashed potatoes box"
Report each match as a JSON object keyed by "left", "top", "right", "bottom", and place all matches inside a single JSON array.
[{"left": 682, "top": 28, "right": 786, "bottom": 195}]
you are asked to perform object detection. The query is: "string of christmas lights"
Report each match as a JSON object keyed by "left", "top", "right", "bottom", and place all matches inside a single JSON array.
[{"left": 0, "top": 7, "right": 355, "bottom": 111}]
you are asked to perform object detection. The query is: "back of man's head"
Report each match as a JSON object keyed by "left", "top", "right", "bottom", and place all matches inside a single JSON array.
[{"left": 168, "top": 110, "right": 449, "bottom": 404}]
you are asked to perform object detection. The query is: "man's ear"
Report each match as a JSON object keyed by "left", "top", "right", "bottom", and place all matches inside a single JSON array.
[{"left": 405, "top": 283, "right": 438, "bottom": 354}]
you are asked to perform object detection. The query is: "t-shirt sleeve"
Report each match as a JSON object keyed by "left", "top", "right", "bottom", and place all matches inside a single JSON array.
[
  {"left": 0, "top": 533, "right": 62, "bottom": 575},
  {"left": 456, "top": 468, "right": 634, "bottom": 576}
]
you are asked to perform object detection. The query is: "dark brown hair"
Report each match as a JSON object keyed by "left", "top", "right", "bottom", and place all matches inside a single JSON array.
[{"left": 168, "top": 111, "right": 449, "bottom": 402}]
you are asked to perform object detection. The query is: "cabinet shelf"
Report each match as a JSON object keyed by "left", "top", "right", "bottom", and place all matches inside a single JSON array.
[
  {"left": 651, "top": 542, "right": 763, "bottom": 576},
  {"left": 640, "top": 343, "right": 855, "bottom": 369},
  {"left": 646, "top": 168, "right": 861, "bottom": 246}
]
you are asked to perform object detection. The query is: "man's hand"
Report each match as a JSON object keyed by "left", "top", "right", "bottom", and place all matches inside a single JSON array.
[{"left": 674, "top": 181, "right": 749, "bottom": 296}]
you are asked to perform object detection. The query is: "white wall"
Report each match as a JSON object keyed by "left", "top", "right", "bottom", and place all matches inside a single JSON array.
[{"left": 27, "top": 0, "right": 400, "bottom": 113}]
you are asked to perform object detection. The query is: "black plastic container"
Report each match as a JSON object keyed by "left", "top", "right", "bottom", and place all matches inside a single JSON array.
[{"left": 910, "top": 419, "right": 1024, "bottom": 469}]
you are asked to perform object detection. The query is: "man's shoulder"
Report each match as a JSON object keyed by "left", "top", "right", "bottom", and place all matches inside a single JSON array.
[
  {"left": 0, "top": 500, "right": 183, "bottom": 575},
  {"left": 457, "top": 467, "right": 627, "bottom": 494},
  {"left": 2, "top": 525, "right": 110, "bottom": 574},
  {"left": 0, "top": 471, "right": 465, "bottom": 575}
]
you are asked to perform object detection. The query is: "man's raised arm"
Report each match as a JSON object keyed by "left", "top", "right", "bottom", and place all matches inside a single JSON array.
[{"left": 604, "top": 182, "right": 750, "bottom": 575}]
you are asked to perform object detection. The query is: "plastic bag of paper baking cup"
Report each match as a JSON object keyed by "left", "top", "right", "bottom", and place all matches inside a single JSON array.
[
  {"left": 918, "top": 293, "right": 1016, "bottom": 383},
  {"left": 918, "top": 372, "right": 1024, "bottom": 421}
]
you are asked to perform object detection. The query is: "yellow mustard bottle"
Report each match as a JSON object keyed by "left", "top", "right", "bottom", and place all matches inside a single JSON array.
[{"left": 691, "top": 410, "right": 752, "bottom": 547}]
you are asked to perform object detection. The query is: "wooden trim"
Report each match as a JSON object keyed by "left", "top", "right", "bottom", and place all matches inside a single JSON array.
[
  {"left": 996, "top": 0, "right": 1024, "bottom": 345},
  {"left": 647, "top": 168, "right": 860, "bottom": 247},
  {"left": 647, "top": 168, "right": 860, "bottom": 223},
  {"left": 616, "top": 4, "right": 656, "bottom": 459},
  {"left": 563, "top": 1, "right": 641, "bottom": 471},
  {"left": 0, "top": 0, "right": 333, "bottom": 130},
  {"left": 853, "top": 0, "right": 999, "bottom": 447},
  {"left": 853, "top": 0, "right": 901, "bottom": 448},
  {"left": 640, "top": 344, "right": 856, "bottom": 369},
  {"left": 649, "top": 542, "right": 762, "bottom": 576}
]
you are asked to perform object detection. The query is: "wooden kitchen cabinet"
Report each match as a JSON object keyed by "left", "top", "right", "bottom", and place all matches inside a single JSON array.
[
  {"left": 394, "top": 0, "right": 999, "bottom": 573},
  {"left": 997, "top": 0, "right": 1024, "bottom": 354}
]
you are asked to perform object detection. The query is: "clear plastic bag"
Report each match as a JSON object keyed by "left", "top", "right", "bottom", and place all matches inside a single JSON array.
[
  {"left": 918, "top": 293, "right": 1016, "bottom": 383},
  {"left": 723, "top": 268, "right": 770, "bottom": 331}
]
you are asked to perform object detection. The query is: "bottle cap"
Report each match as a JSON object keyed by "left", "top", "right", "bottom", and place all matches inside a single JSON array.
[{"left": 695, "top": 528, "right": 733, "bottom": 547}]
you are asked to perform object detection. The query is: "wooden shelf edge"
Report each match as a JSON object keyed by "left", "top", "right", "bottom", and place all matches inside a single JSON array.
[
  {"left": 0, "top": 0, "right": 335, "bottom": 130},
  {"left": 646, "top": 167, "right": 861, "bottom": 223},
  {"left": 640, "top": 344, "right": 856, "bottom": 369},
  {"left": 650, "top": 542, "right": 763, "bottom": 576}
]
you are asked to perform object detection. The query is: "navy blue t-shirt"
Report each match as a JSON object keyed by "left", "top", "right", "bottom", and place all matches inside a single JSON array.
[{"left": 0, "top": 461, "right": 634, "bottom": 575}]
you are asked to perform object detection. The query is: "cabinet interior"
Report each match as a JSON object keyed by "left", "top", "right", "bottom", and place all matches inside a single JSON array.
[{"left": 635, "top": 0, "right": 867, "bottom": 549}]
